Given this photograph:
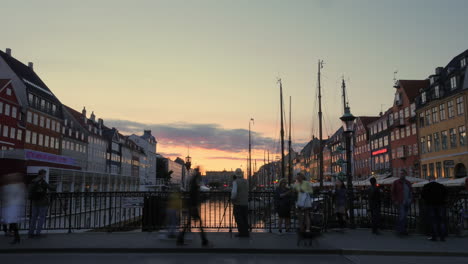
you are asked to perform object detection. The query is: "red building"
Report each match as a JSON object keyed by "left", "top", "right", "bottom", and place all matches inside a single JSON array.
[
  {"left": 353, "top": 116, "right": 379, "bottom": 179},
  {"left": 390, "top": 79, "right": 430, "bottom": 178},
  {"left": 0, "top": 79, "right": 24, "bottom": 150}
]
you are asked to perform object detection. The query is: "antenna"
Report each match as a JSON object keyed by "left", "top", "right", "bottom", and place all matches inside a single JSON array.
[{"left": 393, "top": 70, "right": 398, "bottom": 82}]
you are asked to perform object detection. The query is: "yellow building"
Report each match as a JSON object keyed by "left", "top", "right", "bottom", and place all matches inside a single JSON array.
[{"left": 416, "top": 50, "right": 468, "bottom": 179}]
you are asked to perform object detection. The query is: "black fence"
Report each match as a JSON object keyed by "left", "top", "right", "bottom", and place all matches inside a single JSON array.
[{"left": 2, "top": 189, "right": 467, "bottom": 235}]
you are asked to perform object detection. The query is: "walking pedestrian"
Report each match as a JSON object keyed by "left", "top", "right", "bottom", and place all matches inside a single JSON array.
[
  {"left": 274, "top": 178, "right": 292, "bottom": 233},
  {"left": 421, "top": 176, "right": 448, "bottom": 241},
  {"left": 333, "top": 179, "right": 347, "bottom": 229},
  {"left": 231, "top": 175, "right": 249, "bottom": 238},
  {"left": 294, "top": 173, "right": 313, "bottom": 233},
  {"left": 367, "top": 177, "right": 381, "bottom": 234},
  {"left": 391, "top": 169, "right": 412, "bottom": 236},
  {"left": 177, "top": 168, "right": 210, "bottom": 246},
  {"left": 28, "top": 169, "right": 55, "bottom": 238},
  {"left": 166, "top": 188, "right": 182, "bottom": 239},
  {"left": 1, "top": 172, "right": 26, "bottom": 244}
]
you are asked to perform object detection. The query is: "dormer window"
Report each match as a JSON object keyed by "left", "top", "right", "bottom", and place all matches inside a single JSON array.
[
  {"left": 434, "top": 86, "right": 440, "bottom": 98},
  {"left": 421, "top": 92, "right": 427, "bottom": 104},
  {"left": 462, "top": 58, "right": 466, "bottom": 68},
  {"left": 451, "top": 76, "right": 457, "bottom": 90}
]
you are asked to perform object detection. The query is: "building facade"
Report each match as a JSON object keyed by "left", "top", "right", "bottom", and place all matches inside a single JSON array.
[
  {"left": 416, "top": 50, "right": 468, "bottom": 179},
  {"left": 353, "top": 116, "right": 379, "bottom": 179},
  {"left": 390, "top": 80, "right": 428, "bottom": 178},
  {"left": 368, "top": 110, "right": 392, "bottom": 176}
]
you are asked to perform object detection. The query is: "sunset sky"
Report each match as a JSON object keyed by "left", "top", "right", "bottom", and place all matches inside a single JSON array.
[{"left": 2, "top": 0, "right": 468, "bottom": 171}]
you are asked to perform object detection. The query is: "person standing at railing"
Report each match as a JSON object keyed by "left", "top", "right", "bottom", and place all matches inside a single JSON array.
[
  {"left": 1, "top": 172, "right": 25, "bottom": 244},
  {"left": 391, "top": 169, "right": 412, "bottom": 236},
  {"left": 333, "top": 179, "right": 347, "bottom": 230},
  {"left": 28, "top": 169, "right": 55, "bottom": 238},
  {"left": 231, "top": 175, "right": 250, "bottom": 238},
  {"left": 367, "top": 177, "right": 381, "bottom": 235},
  {"left": 294, "top": 173, "right": 313, "bottom": 234},
  {"left": 274, "top": 178, "right": 292, "bottom": 234},
  {"left": 421, "top": 177, "right": 447, "bottom": 241},
  {"left": 177, "top": 168, "right": 210, "bottom": 246}
]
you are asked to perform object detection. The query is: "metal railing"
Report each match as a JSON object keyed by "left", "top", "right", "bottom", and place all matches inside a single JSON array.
[{"left": 2, "top": 190, "right": 467, "bottom": 234}]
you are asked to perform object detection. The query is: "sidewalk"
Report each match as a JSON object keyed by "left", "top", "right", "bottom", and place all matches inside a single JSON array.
[{"left": 0, "top": 229, "right": 467, "bottom": 257}]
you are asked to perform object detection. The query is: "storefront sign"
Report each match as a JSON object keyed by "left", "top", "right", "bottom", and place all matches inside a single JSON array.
[
  {"left": 372, "top": 148, "right": 388, "bottom": 156},
  {"left": 444, "top": 160, "right": 455, "bottom": 168},
  {"left": 25, "top": 150, "right": 77, "bottom": 166}
]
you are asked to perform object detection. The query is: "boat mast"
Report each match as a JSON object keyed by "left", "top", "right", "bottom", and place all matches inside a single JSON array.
[
  {"left": 279, "top": 79, "right": 286, "bottom": 183},
  {"left": 288, "top": 96, "right": 293, "bottom": 184},
  {"left": 318, "top": 60, "right": 324, "bottom": 189}
]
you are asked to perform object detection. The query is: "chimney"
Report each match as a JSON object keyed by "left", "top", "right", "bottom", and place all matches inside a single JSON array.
[
  {"left": 98, "top": 118, "right": 103, "bottom": 128},
  {"left": 28, "top": 62, "right": 34, "bottom": 70},
  {"left": 5, "top": 48, "right": 11, "bottom": 56},
  {"left": 435, "top": 67, "right": 443, "bottom": 75},
  {"left": 90, "top": 111, "right": 96, "bottom": 122}
]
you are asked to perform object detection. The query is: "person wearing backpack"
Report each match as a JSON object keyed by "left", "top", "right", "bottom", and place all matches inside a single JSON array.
[{"left": 28, "top": 170, "right": 54, "bottom": 238}]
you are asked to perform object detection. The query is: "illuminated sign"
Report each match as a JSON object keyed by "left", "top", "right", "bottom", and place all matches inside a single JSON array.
[{"left": 372, "top": 148, "right": 388, "bottom": 156}]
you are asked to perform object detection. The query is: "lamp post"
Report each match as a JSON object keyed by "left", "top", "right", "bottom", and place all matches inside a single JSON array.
[
  {"left": 340, "top": 105, "right": 356, "bottom": 229},
  {"left": 249, "top": 118, "right": 254, "bottom": 189}
]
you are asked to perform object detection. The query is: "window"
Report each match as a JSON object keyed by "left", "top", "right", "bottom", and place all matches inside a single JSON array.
[
  {"left": 389, "top": 114, "right": 394, "bottom": 126},
  {"left": 26, "top": 111, "right": 32, "bottom": 123},
  {"left": 429, "top": 163, "right": 435, "bottom": 178},
  {"left": 434, "top": 86, "right": 440, "bottom": 99},
  {"left": 51, "top": 137, "right": 55, "bottom": 148},
  {"left": 56, "top": 123, "right": 61, "bottom": 133},
  {"left": 462, "top": 58, "right": 467, "bottom": 68},
  {"left": 51, "top": 120, "right": 55, "bottom": 131},
  {"left": 2, "top": 125, "right": 9, "bottom": 137},
  {"left": 441, "top": 131, "right": 448, "bottom": 150},
  {"left": 450, "top": 128, "right": 457, "bottom": 148},
  {"left": 421, "top": 92, "right": 427, "bottom": 103},
  {"left": 46, "top": 118, "right": 50, "bottom": 129},
  {"left": 38, "top": 134, "right": 43, "bottom": 146},
  {"left": 400, "top": 128, "right": 405, "bottom": 138},
  {"left": 12, "top": 107, "right": 17, "bottom": 118},
  {"left": 434, "top": 132, "right": 440, "bottom": 152},
  {"left": 451, "top": 76, "right": 457, "bottom": 90},
  {"left": 9, "top": 127, "right": 15, "bottom": 139},
  {"left": 456, "top": 97, "right": 464, "bottom": 115},
  {"left": 391, "top": 131, "right": 395, "bottom": 141},
  {"left": 75, "top": 131, "right": 79, "bottom": 139},
  {"left": 432, "top": 107, "right": 438, "bottom": 123},
  {"left": 52, "top": 104, "right": 56, "bottom": 114},
  {"left": 436, "top": 162, "right": 442, "bottom": 178},
  {"left": 427, "top": 135, "right": 432, "bottom": 153},
  {"left": 419, "top": 112, "right": 425, "bottom": 128},
  {"left": 414, "top": 143, "right": 418, "bottom": 155},
  {"left": 33, "top": 114, "right": 38, "bottom": 125},
  {"left": 459, "top": 126, "right": 466, "bottom": 146},
  {"left": 40, "top": 116, "right": 45, "bottom": 127},
  {"left": 25, "top": 130, "right": 31, "bottom": 143},
  {"left": 406, "top": 126, "right": 411, "bottom": 138},
  {"left": 32, "top": 132, "right": 37, "bottom": 144},
  {"left": 448, "top": 100, "right": 454, "bottom": 118},
  {"left": 45, "top": 136, "right": 49, "bottom": 148},
  {"left": 28, "top": 93, "right": 33, "bottom": 104},
  {"left": 6, "top": 88, "right": 11, "bottom": 96},
  {"left": 5, "top": 104, "right": 10, "bottom": 116},
  {"left": 410, "top": 103, "right": 416, "bottom": 117},
  {"left": 404, "top": 107, "right": 409, "bottom": 118},
  {"left": 412, "top": 124, "right": 417, "bottom": 135},
  {"left": 379, "top": 138, "right": 383, "bottom": 148},
  {"left": 425, "top": 109, "right": 431, "bottom": 125},
  {"left": 420, "top": 137, "right": 426, "bottom": 154},
  {"left": 384, "top": 136, "right": 388, "bottom": 146},
  {"left": 0, "top": 102, "right": 3, "bottom": 114},
  {"left": 395, "top": 129, "right": 400, "bottom": 140},
  {"left": 422, "top": 164, "right": 428, "bottom": 179},
  {"left": 41, "top": 99, "right": 45, "bottom": 110},
  {"left": 440, "top": 104, "right": 446, "bottom": 120},
  {"left": 55, "top": 139, "right": 59, "bottom": 149}
]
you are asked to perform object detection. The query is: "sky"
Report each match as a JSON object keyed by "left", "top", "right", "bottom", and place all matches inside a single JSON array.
[{"left": 2, "top": 0, "right": 468, "bottom": 171}]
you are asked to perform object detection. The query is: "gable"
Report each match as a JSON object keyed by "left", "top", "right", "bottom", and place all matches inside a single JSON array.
[{"left": 0, "top": 79, "right": 20, "bottom": 105}]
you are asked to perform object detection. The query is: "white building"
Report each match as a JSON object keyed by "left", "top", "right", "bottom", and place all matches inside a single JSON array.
[{"left": 129, "top": 130, "right": 157, "bottom": 190}]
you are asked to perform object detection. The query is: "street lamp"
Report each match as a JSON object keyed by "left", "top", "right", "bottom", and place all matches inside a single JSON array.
[
  {"left": 184, "top": 155, "right": 191, "bottom": 190},
  {"left": 249, "top": 118, "right": 254, "bottom": 189},
  {"left": 340, "top": 105, "right": 356, "bottom": 229}
]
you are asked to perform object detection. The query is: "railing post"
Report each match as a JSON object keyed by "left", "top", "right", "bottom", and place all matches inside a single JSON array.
[
  {"left": 108, "top": 193, "right": 113, "bottom": 232},
  {"left": 68, "top": 193, "right": 73, "bottom": 234}
]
